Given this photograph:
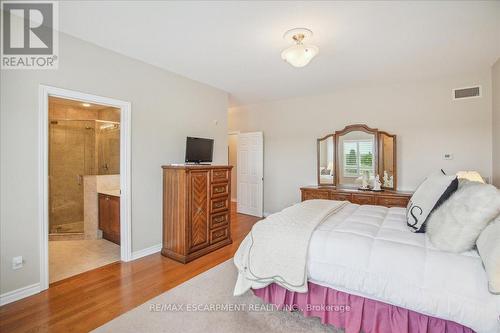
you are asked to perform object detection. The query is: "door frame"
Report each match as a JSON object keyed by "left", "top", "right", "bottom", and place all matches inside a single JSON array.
[
  {"left": 38, "top": 85, "right": 132, "bottom": 291},
  {"left": 227, "top": 131, "right": 239, "bottom": 203}
]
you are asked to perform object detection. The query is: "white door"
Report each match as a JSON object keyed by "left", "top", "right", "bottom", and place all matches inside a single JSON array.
[{"left": 237, "top": 132, "right": 263, "bottom": 217}]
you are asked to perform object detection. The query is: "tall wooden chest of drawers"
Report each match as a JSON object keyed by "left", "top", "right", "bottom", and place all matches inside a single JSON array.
[{"left": 161, "top": 165, "right": 233, "bottom": 263}]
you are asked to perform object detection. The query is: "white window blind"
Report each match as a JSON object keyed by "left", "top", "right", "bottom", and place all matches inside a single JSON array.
[{"left": 343, "top": 140, "right": 374, "bottom": 177}]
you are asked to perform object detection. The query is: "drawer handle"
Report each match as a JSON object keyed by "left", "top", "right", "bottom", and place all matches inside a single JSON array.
[
  {"left": 214, "top": 187, "right": 225, "bottom": 193},
  {"left": 214, "top": 172, "right": 225, "bottom": 177},
  {"left": 214, "top": 216, "right": 225, "bottom": 223},
  {"left": 214, "top": 230, "right": 225, "bottom": 237},
  {"left": 214, "top": 202, "right": 225, "bottom": 208}
]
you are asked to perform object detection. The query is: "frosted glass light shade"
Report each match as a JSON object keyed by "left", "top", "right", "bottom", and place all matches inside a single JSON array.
[{"left": 281, "top": 43, "right": 319, "bottom": 68}]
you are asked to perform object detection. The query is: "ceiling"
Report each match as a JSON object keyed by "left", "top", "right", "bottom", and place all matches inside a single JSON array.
[{"left": 58, "top": 1, "right": 500, "bottom": 107}]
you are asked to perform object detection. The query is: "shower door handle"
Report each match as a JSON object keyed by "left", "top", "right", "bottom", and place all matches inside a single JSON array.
[{"left": 77, "top": 174, "right": 83, "bottom": 185}]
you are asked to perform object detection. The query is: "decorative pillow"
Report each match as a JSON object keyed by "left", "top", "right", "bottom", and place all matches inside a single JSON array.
[
  {"left": 426, "top": 182, "right": 500, "bottom": 253},
  {"left": 477, "top": 216, "right": 500, "bottom": 294},
  {"left": 406, "top": 172, "right": 458, "bottom": 233}
]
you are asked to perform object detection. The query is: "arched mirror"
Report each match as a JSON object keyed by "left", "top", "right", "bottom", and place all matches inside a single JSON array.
[
  {"left": 317, "top": 124, "right": 397, "bottom": 190},
  {"left": 335, "top": 124, "right": 378, "bottom": 188}
]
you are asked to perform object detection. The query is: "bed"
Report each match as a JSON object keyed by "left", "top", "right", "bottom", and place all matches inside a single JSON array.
[{"left": 234, "top": 201, "right": 500, "bottom": 333}]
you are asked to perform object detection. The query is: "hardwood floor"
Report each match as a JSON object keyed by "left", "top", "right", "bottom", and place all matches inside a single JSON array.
[{"left": 0, "top": 203, "right": 259, "bottom": 333}]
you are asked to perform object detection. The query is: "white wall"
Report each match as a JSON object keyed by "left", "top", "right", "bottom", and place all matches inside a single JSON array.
[
  {"left": 0, "top": 33, "right": 228, "bottom": 295},
  {"left": 493, "top": 58, "right": 500, "bottom": 187},
  {"left": 229, "top": 72, "right": 492, "bottom": 214}
]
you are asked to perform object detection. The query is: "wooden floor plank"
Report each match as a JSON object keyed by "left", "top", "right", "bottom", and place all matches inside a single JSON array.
[{"left": 0, "top": 203, "right": 259, "bottom": 333}]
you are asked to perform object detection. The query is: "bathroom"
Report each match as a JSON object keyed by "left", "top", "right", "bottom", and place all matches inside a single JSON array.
[{"left": 48, "top": 96, "right": 121, "bottom": 283}]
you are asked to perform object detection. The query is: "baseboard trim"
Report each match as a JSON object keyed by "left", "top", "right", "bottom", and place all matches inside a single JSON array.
[
  {"left": 0, "top": 283, "right": 41, "bottom": 306},
  {"left": 131, "top": 243, "right": 162, "bottom": 260}
]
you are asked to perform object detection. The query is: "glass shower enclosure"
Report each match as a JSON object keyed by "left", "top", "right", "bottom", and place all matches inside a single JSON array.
[{"left": 49, "top": 120, "right": 120, "bottom": 234}]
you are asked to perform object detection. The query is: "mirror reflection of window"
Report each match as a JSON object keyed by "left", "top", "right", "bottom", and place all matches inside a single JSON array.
[
  {"left": 338, "top": 130, "right": 376, "bottom": 187},
  {"left": 343, "top": 140, "right": 374, "bottom": 177}
]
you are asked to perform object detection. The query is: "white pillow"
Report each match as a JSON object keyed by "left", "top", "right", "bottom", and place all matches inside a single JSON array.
[
  {"left": 426, "top": 182, "right": 500, "bottom": 253},
  {"left": 476, "top": 216, "right": 500, "bottom": 294},
  {"left": 406, "top": 172, "right": 458, "bottom": 233}
]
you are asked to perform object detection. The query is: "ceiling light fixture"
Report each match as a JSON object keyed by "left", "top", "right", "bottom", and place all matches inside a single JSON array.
[
  {"left": 281, "top": 28, "right": 319, "bottom": 68},
  {"left": 82, "top": 103, "right": 91, "bottom": 107}
]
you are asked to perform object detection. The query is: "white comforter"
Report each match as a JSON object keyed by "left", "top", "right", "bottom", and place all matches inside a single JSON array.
[{"left": 308, "top": 203, "right": 500, "bottom": 333}]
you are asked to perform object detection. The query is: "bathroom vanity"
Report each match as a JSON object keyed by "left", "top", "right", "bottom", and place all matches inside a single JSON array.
[{"left": 98, "top": 192, "right": 120, "bottom": 245}]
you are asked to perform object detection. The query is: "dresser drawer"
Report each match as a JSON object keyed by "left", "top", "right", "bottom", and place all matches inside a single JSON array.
[
  {"left": 211, "top": 169, "right": 229, "bottom": 183},
  {"left": 211, "top": 182, "right": 229, "bottom": 197},
  {"left": 376, "top": 195, "right": 410, "bottom": 208},
  {"left": 302, "top": 190, "right": 330, "bottom": 201},
  {"left": 210, "top": 212, "right": 229, "bottom": 229},
  {"left": 351, "top": 194, "right": 376, "bottom": 205},
  {"left": 210, "top": 196, "right": 229, "bottom": 213},
  {"left": 210, "top": 226, "right": 229, "bottom": 244},
  {"left": 330, "top": 193, "right": 352, "bottom": 201}
]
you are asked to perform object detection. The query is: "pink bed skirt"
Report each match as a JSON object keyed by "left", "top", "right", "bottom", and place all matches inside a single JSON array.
[{"left": 252, "top": 282, "right": 474, "bottom": 333}]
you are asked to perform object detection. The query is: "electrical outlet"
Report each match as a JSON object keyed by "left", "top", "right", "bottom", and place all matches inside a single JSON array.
[
  {"left": 444, "top": 153, "right": 453, "bottom": 160},
  {"left": 12, "top": 256, "right": 23, "bottom": 270}
]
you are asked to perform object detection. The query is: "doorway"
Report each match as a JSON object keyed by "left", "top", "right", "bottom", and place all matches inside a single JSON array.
[
  {"left": 39, "top": 86, "right": 131, "bottom": 290},
  {"left": 228, "top": 131, "right": 264, "bottom": 217}
]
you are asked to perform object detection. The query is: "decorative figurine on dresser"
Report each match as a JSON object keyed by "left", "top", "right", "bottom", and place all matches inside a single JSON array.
[{"left": 302, "top": 124, "right": 412, "bottom": 207}]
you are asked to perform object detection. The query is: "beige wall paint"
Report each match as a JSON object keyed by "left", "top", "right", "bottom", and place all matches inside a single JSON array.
[
  {"left": 229, "top": 72, "right": 492, "bottom": 214},
  {"left": 0, "top": 33, "right": 228, "bottom": 294},
  {"left": 493, "top": 58, "right": 500, "bottom": 187},
  {"left": 228, "top": 134, "right": 238, "bottom": 202}
]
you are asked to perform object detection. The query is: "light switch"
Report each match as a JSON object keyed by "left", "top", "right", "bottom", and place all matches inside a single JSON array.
[
  {"left": 444, "top": 153, "right": 453, "bottom": 160},
  {"left": 12, "top": 256, "right": 23, "bottom": 270}
]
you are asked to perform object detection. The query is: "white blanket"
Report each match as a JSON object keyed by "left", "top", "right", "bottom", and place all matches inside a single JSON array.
[
  {"left": 233, "top": 199, "right": 348, "bottom": 296},
  {"left": 308, "top": 204, "right": 500, "bottom": 333}
]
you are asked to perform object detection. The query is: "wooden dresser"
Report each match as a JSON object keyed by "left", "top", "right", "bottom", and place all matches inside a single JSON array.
[
  {"left": 162, "top": 165, "right": 233, "bottom": 263},
  {"left": 300, "top": 185, "right": 412, "bottom": 208}
]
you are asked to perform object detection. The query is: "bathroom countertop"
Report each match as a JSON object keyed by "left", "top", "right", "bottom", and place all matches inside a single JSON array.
[{"left": 98, "top": 189, "right": 121, "bottom": 197}]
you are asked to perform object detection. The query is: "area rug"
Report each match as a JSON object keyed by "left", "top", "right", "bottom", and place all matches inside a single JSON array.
[{"left": 93, "top": 259, "right": 341, "bottom": 333}]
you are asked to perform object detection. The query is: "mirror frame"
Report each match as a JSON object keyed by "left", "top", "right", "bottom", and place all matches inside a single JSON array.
[
  {"left": 378, "top": 131, "right": 397, "bottom": 190},
  {"left": 334, "top": 124, "right": 379, "bottom": 187},
  {"left": 316, "top": 134, "right": 335, "bottom": 186},
  {"left": 317, "top": 124, "right": 398, "bottom": 189}
]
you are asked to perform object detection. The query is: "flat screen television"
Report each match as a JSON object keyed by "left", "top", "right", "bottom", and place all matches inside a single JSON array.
[{"left": 185, "top": 137, "right": 214, "bottom": 164}]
